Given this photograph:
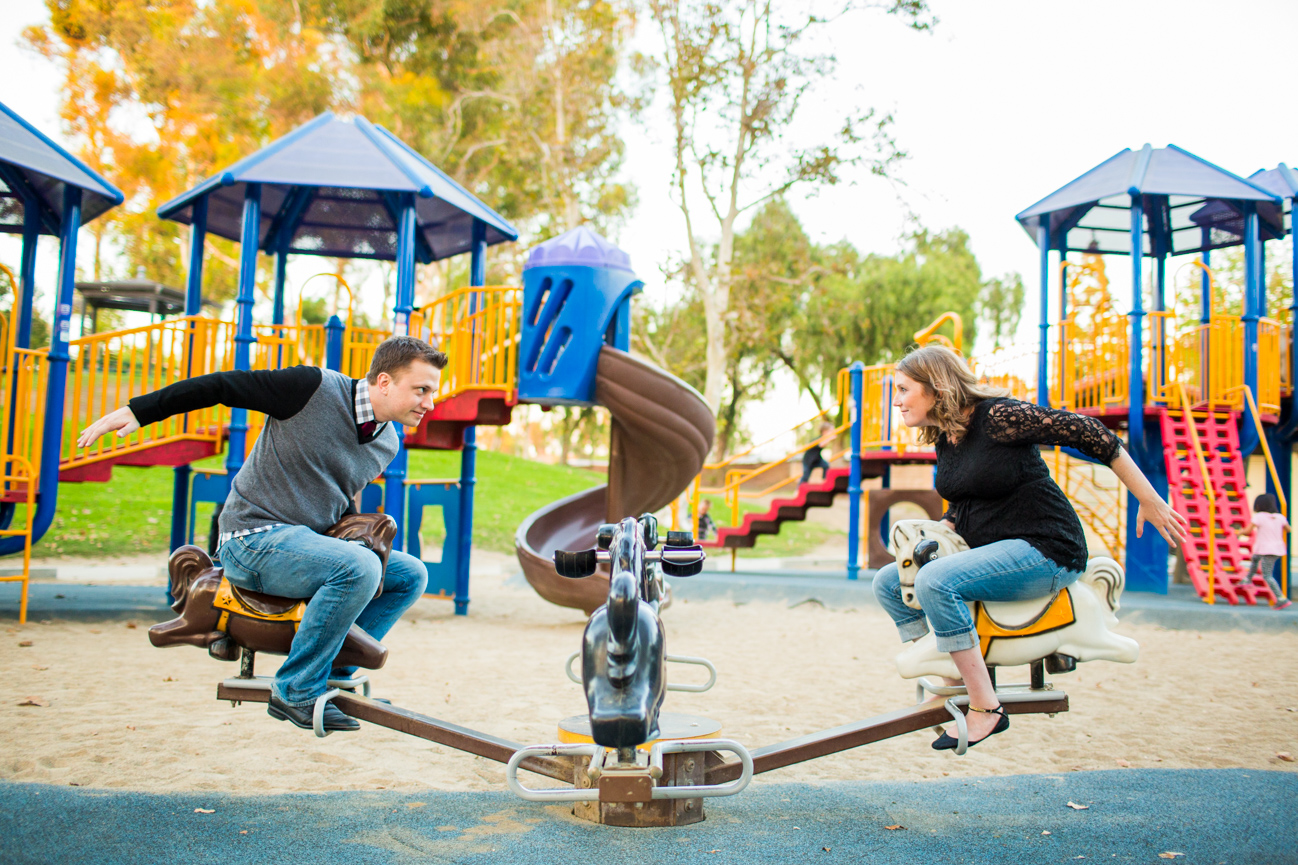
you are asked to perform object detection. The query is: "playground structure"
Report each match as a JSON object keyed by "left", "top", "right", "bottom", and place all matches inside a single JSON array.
[
  {"left": 1021, "top": 145, "right": 1293, "bottom": 604},
  {"left": 688, "top": 144, "right": 1297, "bottom": 607},
  {"left": 3, "top": 99, "right": 1296, "bottom": 637}
]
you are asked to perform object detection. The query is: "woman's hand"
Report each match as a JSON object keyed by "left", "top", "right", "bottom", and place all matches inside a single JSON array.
[
  {"left": 77, "top": 406, "right": 140, "bottom": 449},
  {"left": 1135, "top": 495, "right": 1190, "bottom": 549},
  {"left": 1110, "top": 447, "right": 1190, "bottom": 549}
]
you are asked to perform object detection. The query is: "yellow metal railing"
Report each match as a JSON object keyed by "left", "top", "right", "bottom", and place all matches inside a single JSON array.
[
  {"left": 1227, "top": 384, "right": 1288, "bottom": 600},
  {"left": 914, "top": 312, "right": 963, "bottom": 353},
  {"left": 1174, "top": 382, "right": 1219, "bottom": 604},
  {"left": 5, "top": 349, "right": 48, "bottom": 480},
  {"left": 1258, "top": 318, "right": 1282, "bottom": 415},
  {"left": 61, "top": 316, "right": 232, "bottom": 471},
  {"left": 0, "top": 454, "right": 36, "bottom": 623},
  {"left": 410, "top": 286, "right": 522, "bottom": 402},
  {"left": 691, "top": 351, "right": 941, "bottom": 547},
  {"left": 690, "top": 370, "right": 852, "bottom": 543}
]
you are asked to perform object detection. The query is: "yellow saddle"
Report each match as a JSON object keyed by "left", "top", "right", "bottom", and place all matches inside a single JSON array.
[
  {"left": 974, "top": 589, "right": 1076, "bottom": 660},
  {"left": 212, "top": 576, "right": 306, "bottom": 630}
]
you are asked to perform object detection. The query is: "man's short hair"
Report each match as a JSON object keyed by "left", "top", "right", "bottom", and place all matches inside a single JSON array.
[{"left": 367, "top": 336, "right": 448, "bottom": 384}]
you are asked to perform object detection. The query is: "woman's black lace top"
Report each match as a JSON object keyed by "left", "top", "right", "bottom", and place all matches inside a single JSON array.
[{"left": 936, "top": 398, "right": 1123, "bottom": 573}]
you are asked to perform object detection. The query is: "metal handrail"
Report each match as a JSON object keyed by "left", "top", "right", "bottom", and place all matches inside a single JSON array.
[
  {"left": 913, "top": 311, "right": 963, "bottom": 353},
  {"left": 1226, "top": 384, "right": 1289, "bottom": 599},
  {"left": 410, "top": 286, "right": 522, "bottom": 402},
  {"left": 1174, "top": 383, "right": 1218, "bottom": 604},
  {"left": 0, "top": 454, "right": 36, "bottom": 622}
]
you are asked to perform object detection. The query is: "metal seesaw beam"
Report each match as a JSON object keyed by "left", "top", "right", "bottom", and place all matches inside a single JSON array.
[
  {"left": 704, "top": 691, "right": 1070, "bottom": 784},
  {"left": 214, "top": 684, "right": 574, "bottom": 783}
]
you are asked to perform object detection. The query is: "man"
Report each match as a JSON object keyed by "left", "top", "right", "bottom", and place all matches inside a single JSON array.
[{"left": 77, "top": 336, "right": 446, "bottom": 733}]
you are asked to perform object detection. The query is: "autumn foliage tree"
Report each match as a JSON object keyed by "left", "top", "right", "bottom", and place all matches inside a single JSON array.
[{"left": 24, "top": 0, "right": 638, "bottom": 299}]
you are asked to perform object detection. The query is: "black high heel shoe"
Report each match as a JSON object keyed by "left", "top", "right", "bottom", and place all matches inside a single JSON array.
[{"left": 931, "top": 704, "right": 1009, "bottom": 751}]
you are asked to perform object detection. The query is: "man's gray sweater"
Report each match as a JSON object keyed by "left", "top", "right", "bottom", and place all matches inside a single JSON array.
[{"left": 129, "top": 367, "right": 400, "bottom": 535}]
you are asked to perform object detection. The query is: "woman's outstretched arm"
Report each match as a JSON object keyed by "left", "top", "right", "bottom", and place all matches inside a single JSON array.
[{"left": 1109, "top": 447, "right": 1190, "bottom": 549}]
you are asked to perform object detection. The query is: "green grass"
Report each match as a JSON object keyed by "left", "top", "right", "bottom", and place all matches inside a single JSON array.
[{"left": 27, "top": 451, "right": 841, "bottom": 559}]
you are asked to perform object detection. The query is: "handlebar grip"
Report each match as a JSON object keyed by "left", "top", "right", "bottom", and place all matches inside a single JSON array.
[
  {"left": 661, "top": 545, "right": 705, "bottom": 578},
  {"left": 554, "top": 549, "right": 598, "bottom": 578}
]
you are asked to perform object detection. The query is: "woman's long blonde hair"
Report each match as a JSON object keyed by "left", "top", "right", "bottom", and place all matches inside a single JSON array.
[{"left": 895, "top": 344, "right": 1008, "bottom": 445}]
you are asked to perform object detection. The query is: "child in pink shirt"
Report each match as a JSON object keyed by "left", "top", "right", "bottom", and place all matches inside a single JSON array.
[{"left": 1239, "top": 494, "right": 1292, "bottom": 609}]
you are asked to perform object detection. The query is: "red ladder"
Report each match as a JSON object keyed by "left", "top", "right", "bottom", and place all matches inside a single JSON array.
[{"left": 1159, "top": 406, "right": 1276, "bottom": 605}]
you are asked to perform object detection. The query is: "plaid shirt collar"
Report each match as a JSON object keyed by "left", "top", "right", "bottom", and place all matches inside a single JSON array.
[
  {"left": 355, "top": 376, "right": 376, "bottom": 425},
  {"left": 354, "top": 377, "right": 387, "bottom": 441}
]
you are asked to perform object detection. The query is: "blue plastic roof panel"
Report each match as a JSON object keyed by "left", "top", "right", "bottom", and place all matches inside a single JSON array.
[
  {"left": 1248, "top": 164, "right": 1298, "bottom": 199},
  {"left": 1016, "top": 144, "right": 1283, "bottom": 255},
  {"left": 0, "top": 100, "right": 123, "bottom": 234},
  {"left": 157, "top": 113, "right": 518, "bottom": 261},
  {"left": 524, "top": 226, "right": 634, "bottom": 272}
]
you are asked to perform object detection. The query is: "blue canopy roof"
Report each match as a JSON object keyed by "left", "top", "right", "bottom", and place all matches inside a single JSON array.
[
  {"left": 524, "top": 226, "right": 634, "bottom": 272},
  {"left": 1248, "top": 164, "right": 1298, "bottom": 199},
  {"left": 0, "top": 100, "right": 123, "bottom": 235},
  {"left": 1016, "top": 144, "right": 1283, "bottom": 256},
  {"left": 157, "top": 113, "right": 518, "bottom": 263}
]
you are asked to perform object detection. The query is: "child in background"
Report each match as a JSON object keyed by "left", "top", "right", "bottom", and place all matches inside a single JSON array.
[
  {"left": 694, "top": 498, "right": 717, "bottom": 541},
  {"left": 1239, "top": 494, "right": 1292, "bottom": 610},
  {"left": 800, "top": 421, "right": 835, "bottom": 485}
]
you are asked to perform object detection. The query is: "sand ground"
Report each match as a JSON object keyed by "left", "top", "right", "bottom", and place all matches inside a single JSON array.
[{"left": 2, "top": 554, "right": 1295, "bottom": 795}]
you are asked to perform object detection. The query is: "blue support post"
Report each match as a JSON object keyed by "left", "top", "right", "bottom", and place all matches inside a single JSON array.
[
  {"left": 1123, "top": 195, "right": 1168, "bottom": 593},
  {"left": 1239, "top": 204, "right": 1261, "bottom": 458},
  {"left": 1036, "top": 223, "right": 1050, "bottom": 406},
  {"left": 17, "top": 194, "right": 39, "bottom": 348},
  {"left": 383, "top": 194, "right": 418, "bottom": 551},
  {"left": 453, "top": 219, "right": 488, "bottom": 614},
  {"left": 1200, "top": 243, "right": 1212, "bottom": 325},
  {"left": 185, "top": 195, "right": 207, "bottom": 316},
  {"left": 225, "top": 184, "right": 261, "bottom": 477},
  {"left": 272, "top": 248, "right": 288, "bottom": 326},
  {"left": 6, "top": 196, "right": 40, "bottom": 472},
  {"left": 393, "top": 193, "right": 417, "bottom": 336},
  {"left": 1058, "top": 255, "right": 1069, "bottom": 407},
  {"left": 1199, "top": 240, "right": 1212, "bottom": 397},
  {"left": 1128, "top": 197, "right": 1146, "bottom": 442},
  {"left": 171, "top": 194, "right": 207, "bottom": 552},
  {"left": 845, "top": 362, "right": 864, "bottom": 581},
  {"left": 324, "top": 315, "right": 344, "bottom": 371},
  {"left": 0, "top": 187, "right": 81, "bottom": 556}
]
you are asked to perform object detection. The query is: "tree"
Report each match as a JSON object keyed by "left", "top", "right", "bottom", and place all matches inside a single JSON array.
[
  {"left": 318, "top": 0, "right": 637, "bottom": 236},
  {"left": 642, "top": 0, "right": 932, "bottom": 447},
  {"left": 27, "top": 0, "right": 640, "bottom": 301},
  {"left": 976, "top": 273, "right": 1025, "bottom": 351},
  {"left": 25, "top": 0, "right": 339, "bottom": 297},
  {"left": 798, "top": 228, "right": 988, "bottom": 404}
]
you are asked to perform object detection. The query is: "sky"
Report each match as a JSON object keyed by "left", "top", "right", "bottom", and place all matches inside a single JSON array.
[{"left": 3, "top": 0, "right": 1297, "bottom": 450}]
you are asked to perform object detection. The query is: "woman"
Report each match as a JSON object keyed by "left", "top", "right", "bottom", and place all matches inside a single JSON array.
[{"left": 872, "top": 345, "right": 1189, "bottom": 750}]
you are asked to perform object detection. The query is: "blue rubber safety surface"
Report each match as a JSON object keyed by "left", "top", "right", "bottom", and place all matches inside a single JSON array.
[{"left": 1, "top": 769, "right": 1292, "bottom": 865}]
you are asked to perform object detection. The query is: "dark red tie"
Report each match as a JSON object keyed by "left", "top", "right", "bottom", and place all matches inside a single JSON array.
[{"left": 359, "top": 421, "right": 377, "bottom": 439}]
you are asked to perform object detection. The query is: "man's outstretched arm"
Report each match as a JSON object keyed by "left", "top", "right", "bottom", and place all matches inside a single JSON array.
[{"left": 77, "top": 366, "right": 324, "bottom": 448}]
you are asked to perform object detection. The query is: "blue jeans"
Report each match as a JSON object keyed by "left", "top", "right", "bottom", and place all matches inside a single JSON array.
[
  {"left": 218, "top": 525, "right": 428, "bottom": 706},
  {"left": 872, "top": 539, "right": 1082, "bottom": 653}
]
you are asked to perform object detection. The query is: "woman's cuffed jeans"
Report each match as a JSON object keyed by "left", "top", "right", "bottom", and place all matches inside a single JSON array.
[
  {"left": 872, "top": 539, "right": 1082, "bottom": 653},
  {"left": 218, "top": 525, "right": 428, "bottom": 706}
]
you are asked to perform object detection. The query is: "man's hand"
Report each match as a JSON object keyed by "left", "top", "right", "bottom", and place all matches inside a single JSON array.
[{"left": 77, "top": 407, "right": 140, "bottom": 449}]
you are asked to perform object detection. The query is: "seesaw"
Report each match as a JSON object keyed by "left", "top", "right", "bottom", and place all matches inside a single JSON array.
[{"left": 149, "top": 514, "right": 1139, "bottom": 827}]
